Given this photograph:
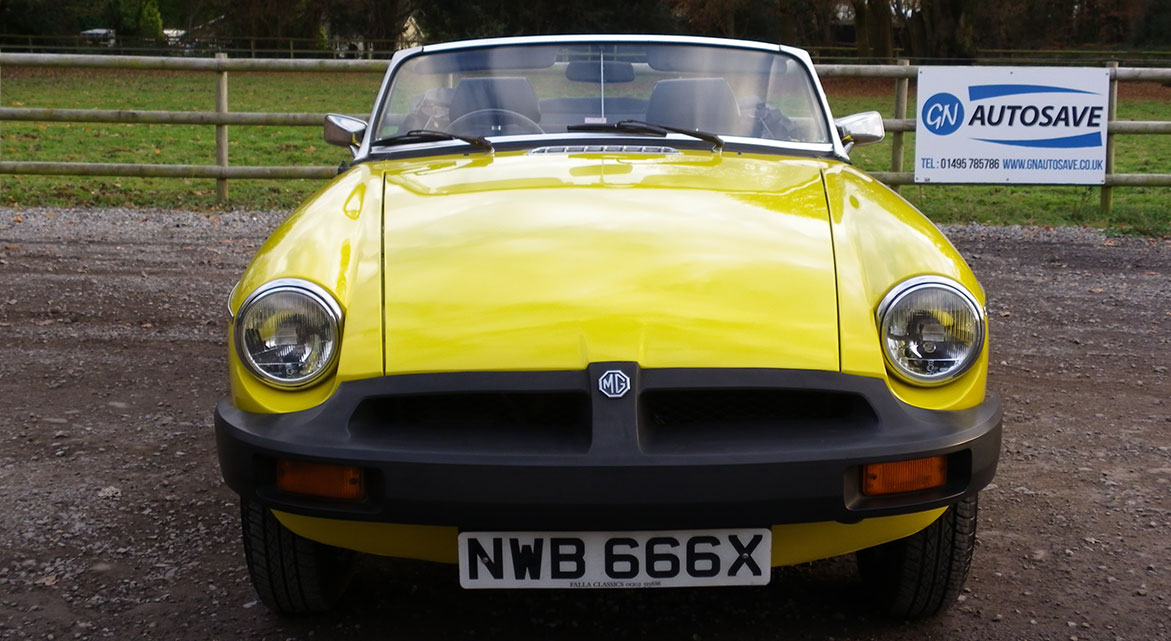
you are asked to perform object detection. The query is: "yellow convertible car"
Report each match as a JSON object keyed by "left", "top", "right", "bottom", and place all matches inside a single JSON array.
[{"left": 215, "top": 34, "right": 1001, "bottom": 618}]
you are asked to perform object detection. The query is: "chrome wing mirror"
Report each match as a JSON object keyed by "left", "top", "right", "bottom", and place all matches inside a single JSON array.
[
  {"left": 324, "top": 114, "right": 367, "bottom": 157},
  {"left": 835, "top": 111, "right": 885, "bottom": 154}
]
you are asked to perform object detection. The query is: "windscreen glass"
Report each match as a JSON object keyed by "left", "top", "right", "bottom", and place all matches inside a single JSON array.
[{"left": 376, "top": 42, "right": 831, "bottom": 145}]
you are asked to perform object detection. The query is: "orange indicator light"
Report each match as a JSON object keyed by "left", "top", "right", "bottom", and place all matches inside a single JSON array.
[
  {"left": 862, "top": 456, "right": 947, "bottom": 496},
  {"left": 275, "top": 460, "right": 365, "bottom": 500}
]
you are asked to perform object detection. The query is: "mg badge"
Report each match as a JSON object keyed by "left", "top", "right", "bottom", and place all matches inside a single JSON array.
[{"left": 598, "top": 370, "right": 630, "bottom": 398}]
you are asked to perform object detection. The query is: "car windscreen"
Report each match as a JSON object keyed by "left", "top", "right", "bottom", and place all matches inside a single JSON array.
[{"left": 375, "top": 42, "right": 832, "bottom": 146}]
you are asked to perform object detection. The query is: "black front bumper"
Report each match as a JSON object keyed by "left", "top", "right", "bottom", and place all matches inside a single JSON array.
[{"left": 215, "top": 363, "right": 1001, "bottom": 530}]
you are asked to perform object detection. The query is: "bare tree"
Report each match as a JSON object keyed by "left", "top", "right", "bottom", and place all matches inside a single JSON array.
[
  {"left": 906, "top": 0, "right": 977, "bottom": 59},
  {"left": 849, "top": 0, "right": 894, "bottom": 59},
  {"left": 669, "top": 0, "right": 759, "bottom": 37},
  {"left": 325, "top": 0, "right": 418, "bottom": 47}
]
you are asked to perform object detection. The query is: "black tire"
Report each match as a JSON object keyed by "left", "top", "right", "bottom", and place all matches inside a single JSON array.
[
  {"left": 240, "top": 499, "right": 355, "bottom": 615},
  {"left": 856, "top": 495, "right": 978, "bottom": 619}
]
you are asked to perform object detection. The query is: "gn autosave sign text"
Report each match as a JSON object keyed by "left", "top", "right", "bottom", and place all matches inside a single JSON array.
[{"left": 915, "top": 67, "right": 1109, "bottom": 185}]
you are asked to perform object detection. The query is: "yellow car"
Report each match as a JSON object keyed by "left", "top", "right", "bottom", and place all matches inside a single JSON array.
[{"left": 215, "top": 34, "right": 1001, "bottom": 618}]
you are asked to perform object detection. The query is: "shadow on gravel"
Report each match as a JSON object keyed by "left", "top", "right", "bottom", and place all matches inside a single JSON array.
[{"left": 254, "top": 555, "right": 948, "bottom": 640}]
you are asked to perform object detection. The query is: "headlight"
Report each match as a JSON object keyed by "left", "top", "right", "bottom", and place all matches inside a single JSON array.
[
  {"left": 234, "top": 279, "right": 342, "bottom": 389},
  {"left": 877, "top": 277, "right": 984, "bottom": 386}
]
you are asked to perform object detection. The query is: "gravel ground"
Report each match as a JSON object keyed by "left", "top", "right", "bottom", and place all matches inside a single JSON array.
[{"left": 0, "top": 207, "right": 1168, "bottom": 641}]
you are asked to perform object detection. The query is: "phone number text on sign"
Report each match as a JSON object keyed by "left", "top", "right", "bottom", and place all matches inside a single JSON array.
[{"left": 922, "top": 158, "right": 1001, "bottom": 171}]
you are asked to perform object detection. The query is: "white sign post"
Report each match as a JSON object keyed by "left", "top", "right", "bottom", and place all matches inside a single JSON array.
[{"left": 915, "top": 67, "right": 1110, "bottom": 184}]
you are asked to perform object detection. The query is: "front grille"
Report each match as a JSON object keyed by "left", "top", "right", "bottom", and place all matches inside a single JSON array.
[
  {"left": 639, "top": 389, "right": 877, "bottom": 453},
  {"left": 350, "top": 392, "right": 591, "bottom": 454},
  {"left": 346, "top": 373, "right": 880, "bottom": 457}
]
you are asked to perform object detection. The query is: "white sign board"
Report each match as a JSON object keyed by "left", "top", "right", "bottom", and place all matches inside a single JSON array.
[{"left": 915, "top": 67, "right": 1110, "bottom": 184}]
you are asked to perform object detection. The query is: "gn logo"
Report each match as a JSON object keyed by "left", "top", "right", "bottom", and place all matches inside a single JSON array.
[
  {"left": 922, "top": 92, "right": 964, "bottom": 136},
  {"left": 598, "top": 370, "right": 630, "bottom": 398}
]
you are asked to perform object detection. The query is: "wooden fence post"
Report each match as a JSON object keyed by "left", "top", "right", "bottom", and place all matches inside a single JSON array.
[
  {"left": 890, "top": 58, "right": 910, "bottom": 193},
  {"left": 215, "top": 52, "right": 229, "bottom": 202},
  {"left": 1100, "top": 61, "right": 1119, "bottom": 216}
]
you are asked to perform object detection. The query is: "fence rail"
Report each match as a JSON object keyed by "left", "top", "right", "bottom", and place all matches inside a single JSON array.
[
  {"left": 0, "top": 161, "right": 335, "bottom": 179},
  {"left": 2, "top": 52, "right": 1170, "bottom": 209},
  {"left": 0, "top": 107, "right": 329, "bottom": 126}
]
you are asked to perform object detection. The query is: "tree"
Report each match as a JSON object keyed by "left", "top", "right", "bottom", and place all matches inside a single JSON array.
[
  {"left": 206, "top": 0, "right": 321, "bottom": 39},
  {"left": 778, "top": 0, "right": 843, "bottom": 47},
  {"left": 102, "top": 0, "right": 165, "bottom": 38},
  {"left": 325, "top": 0, "right": 418, "bottom": 47},
  {"left": 840, "top": 1, "right": 896, "bottom": 59},
  {"left": 1132, "top": 0, "right": 1171, "bottom": 46},
  {"left": 155, "top": 0, "right": 220, "bottom": 31},
  {"left": 670, "top": 0, "right": 757, "bottom": 37},
  {"left": 906, "top": 0, "right": 977, "bottom": 60},
  {"left": 415, "top": 0, "right": 677, "bottom": 43},
  {"left": 135, "top": 0, "right": 164, "bottom": 38},
  {"left": 0, "top": 0, "right": 103, "bottom": 34}
]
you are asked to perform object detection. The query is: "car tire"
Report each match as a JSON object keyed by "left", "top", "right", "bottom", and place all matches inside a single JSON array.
[
  {"left": 240, "top": 499, "right": 355, "bottom": 614},
  {"left": 855, "top": 495, "right": 977, "bottom": 619}
]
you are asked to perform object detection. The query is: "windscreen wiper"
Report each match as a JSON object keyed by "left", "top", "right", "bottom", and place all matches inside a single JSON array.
[
  {"left": 369, "top": 129, "right": 493, "bottom": 154},
  {"left": 567, "top": 119, "right": 723, "bottom": 152}
]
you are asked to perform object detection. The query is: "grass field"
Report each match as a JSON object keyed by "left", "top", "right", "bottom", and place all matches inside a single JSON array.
[
  {"left": 0, "top": 67, "right": 384, "bottom": 209},
  {"left": 1, "top": 67, "right": 1168, "bottom": 234}
]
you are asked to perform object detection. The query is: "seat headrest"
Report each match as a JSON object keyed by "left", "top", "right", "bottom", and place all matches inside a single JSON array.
[
  {"left": 645, "top": 78, "right": 742, "bottom": 133},
  {"left": 448, "top": 77, "right": 541, "bottom": 123}
]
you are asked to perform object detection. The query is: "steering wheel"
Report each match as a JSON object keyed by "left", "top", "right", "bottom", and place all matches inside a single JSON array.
[
  {"left": 447, "top": 108, "right": 545, "bottom": 137},
  {"left": 747, "top": 101, "right": 796, "bottom": 141}
]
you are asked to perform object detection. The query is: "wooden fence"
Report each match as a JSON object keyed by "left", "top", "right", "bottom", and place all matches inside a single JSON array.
[{"left": 1, "top": 52, "right": 1170, "bottom": 211}]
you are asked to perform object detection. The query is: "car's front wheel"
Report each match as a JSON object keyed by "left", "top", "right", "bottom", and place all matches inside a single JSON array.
[
  {"left": 855, "top": 495, "right": 978, "bottom": 619},
  {"left": 240, "top": 499, "right": 355, "bottom": 614}
]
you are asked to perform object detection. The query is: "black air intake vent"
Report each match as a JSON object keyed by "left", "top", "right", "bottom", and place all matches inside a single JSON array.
[
  {"left": 639, "top": 389, "right": 877, "bottom": 454},
  {"left": 350, "top": 392, "right": 591, "bottom": 454}
]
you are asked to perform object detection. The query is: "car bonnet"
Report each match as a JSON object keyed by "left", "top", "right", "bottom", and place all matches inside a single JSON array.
[{"left": 378, "top": 151, "right": 839, "bottom": 374}]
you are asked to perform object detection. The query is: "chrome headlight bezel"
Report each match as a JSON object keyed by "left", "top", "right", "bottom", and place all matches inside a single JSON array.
[
  {"left": 876, "top": 276, "right": 986, "bottom": 387},
  {"left": 233, "top": 279, "right": 343, "bottom": 390}
]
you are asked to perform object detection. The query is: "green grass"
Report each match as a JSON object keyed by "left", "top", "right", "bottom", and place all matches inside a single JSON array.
[
  {"left": 1, "top": 67, "right": 382, "bottom": 209},
  {"left": 1, "top": 68, "right": 1168, "bottom": 234}
]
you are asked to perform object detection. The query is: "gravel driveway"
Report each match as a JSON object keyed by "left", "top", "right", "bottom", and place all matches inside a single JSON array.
[{"left": 0, "top": 208, "right": 1168, "bottom": 640}]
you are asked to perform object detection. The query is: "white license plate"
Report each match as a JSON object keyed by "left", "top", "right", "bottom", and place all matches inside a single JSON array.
[{"left": 458, "top": 528, "right": 771, "bottom": 589}]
